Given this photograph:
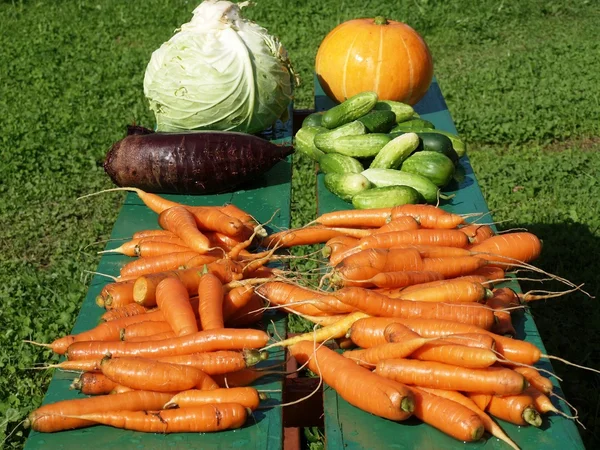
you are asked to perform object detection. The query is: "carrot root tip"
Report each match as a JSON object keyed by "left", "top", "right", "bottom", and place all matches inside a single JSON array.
[{"left": 401, "top": 396, "right": 415, "bottom": 414}]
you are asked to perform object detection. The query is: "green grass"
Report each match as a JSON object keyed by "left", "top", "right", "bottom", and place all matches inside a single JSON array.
[{"left": 1, "top": 0, "right": 599, "bottom": 448}]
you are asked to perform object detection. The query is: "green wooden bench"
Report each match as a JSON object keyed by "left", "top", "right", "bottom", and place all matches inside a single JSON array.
[
  {"left": 23, "top": 117, "right": 294, "bottom": 450},
  {"left": 314, "top": 77, "right": 586, "bottom": 450}
]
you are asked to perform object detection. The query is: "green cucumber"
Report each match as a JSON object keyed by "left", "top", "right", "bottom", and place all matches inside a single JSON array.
[
  {"left": 373, "top": 100, "right": 415, "bottom": 123},
  {"left": 302, "top": 111, "right": 325, "bottom": 127},
  {"left": 391, "top": 118, "right": 435, "bottom": 131},
  {"left": 357, "top": 110, "right": 397, "bottom": 132},
  {"left": 294, "top": 126, "right": 327, "bottom": 161},
  {"left": 392, "top": 128, "right": 466, "bottom": 158},
  {"left": 324, "top": 172, "right": 372, "bottom": 202},
  {"left": 352, "top": 186, "right": 422, "bottom": 209},
  {"left": 328, "top": 134, "right": 392, "bottom": 158},
  {"left": 369, "top": 132, "right": 420, "bottom": 170},
  {"left": 361, "top": 168, "right": 447, "bottom": 204},
  {"left": 319, "top": 153, "right": 364, "bottom": 174},
  {"left": 390, "top": 131, "right": 458, "bottom": 164},
  {"left": 321, "top": 91, "right": 378, "bottom": 129},
  {"left": 401, "top": 151, "right": 456, "bottom": 188},
  {"left": 314, "top": 121, "right": 366, "bottom": 153}
]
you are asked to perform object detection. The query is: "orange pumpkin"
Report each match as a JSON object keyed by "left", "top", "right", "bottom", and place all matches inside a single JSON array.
[{"left": 315, "top": 16, "right": 434, "bottom": 105}]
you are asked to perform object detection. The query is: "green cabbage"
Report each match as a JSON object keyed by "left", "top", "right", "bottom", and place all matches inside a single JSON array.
[{"left": 143, "top": 0, "right": 296, "bottom": 134}]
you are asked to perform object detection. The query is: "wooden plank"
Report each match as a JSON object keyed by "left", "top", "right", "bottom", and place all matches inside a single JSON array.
[
  {"left": 24, "top": 117, "right": 294, "bottom": 450},
  {"left": 315, "top": 77, "right": 585, "bottom": 449}
]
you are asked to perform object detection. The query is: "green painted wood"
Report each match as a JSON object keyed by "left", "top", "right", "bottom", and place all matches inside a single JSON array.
[
  {"left": 315, "top": 77, "right": 585, "bottom": 450},
  {"left": 24, "top": 118, "right": 293, "bottom": 450}
]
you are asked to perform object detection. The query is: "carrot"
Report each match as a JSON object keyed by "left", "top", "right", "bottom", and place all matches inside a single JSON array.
[
  {"left": 421, "top": 256, "right": 488, "bottom": 278},
  {"left": 315, "top": 208, "right": 393, "bottom": 228},
  {"left": 513, "top": 367, "right": 554, "bottom": 395},
  {"left": 468, "top": 393, "right": 493, "bottom": 411},
  {"left": 225, "top": 293, "right": 265, "bottom": 327},
  {"left": 383, "top": 323, "right": 496, "bottom": 352},
  {"left": 186, "top": 206, "right": 245, "bottom": 236},
  {"left": 342, "top": 337, "right": 431, "bottom": 367},
  {"left": 66, "top": 403, "right": 248, "bottom": 433},
  {"left": 219, "top": 203, "right": 265, "bottom": 238},
  {"left": 471, "top": 265, "right": 506, "bottom": 283},
  {"left": 70, "top": 373, "right": 118, "bottom": 395},
  {"left": 132, "top": 229, "right": 176, "bottom": 239},
  {"left": 127, "top": 330, "right": 176, "bottom": 342},
  {"left": 419, "top": 387, "right": 520, "bottom": 450},
  {"left": 262, "top": 225, "right": 369, "bottom": 249},
  {"left": 332, "top": 287, "right": 496, "bottom": 329},
  {"left": 222, "top": 285, "right": 255, "bottom": 321},
  {"left": 390, "top": 279, "right": 491, "bottom": 304},
  {"left": 365, "top": 270, "right": 444, "bottom": 289},
  {"left": 100, "top": 303, "right": 148, "bottom": 322},
  {"left": 96, "top": 280, "right": 135, "bottom": 310},
  {"left": 524, "top": 386, "right": 562, "bottom": 416},
  {"left": 135, "top": 241, "right": 193, "bottom": 258},
  {"left": 409, "top": 387, "right": 484, "bottom": 442},
  {"left": 197, "top": 272, "right": 225, "bottom": 331},
  {"left": 154, "top": 277, "right": 198, "bottom": 336},
  {"left": 391, "top": 204, "right": 466, "bottom": 229},
  {"left": 322, "top": 235, "right": 360, "bottom": 259},
  {"left": 25, "top": 390, "right": 174, "bottom": 432},
  {"left": 164, "top": 387, "right": 261, "bottom": 411},
  {"left": 487, "top": 288, "right": 518, "bottom": 337},
  {"left": 403, "top": 244, "right": 473, "bottom": 258},
  {"left": 469, "top": 232, "right": 543, "bottom": 267},
  {"left": 289, "top": 340, "right": 415, "bottom": 421},
  {"left": 255, "top": 281, "right": 341, "bottom": 316},
  {"left": 460, "top": 223, "right": 495, "bottom": 245},
  {"left": 410, "top": 343, "right": 498, "bottom": 369},
  {"left": 65, "top": 328, "right": 270, "bottom": 360},
  {"left": 336, "top": 247, "right": 424, "bottom": 273},
  {"left": 375, "top": 359, "right": 528, "bottom": 395},
  {"left": 346, "top": 317, "right": 401, "bottom": 348},
  {"left": 158, "top": 206, "right": 212, "bottom": 254},
  {"left": 475, "top": 391, "right": 542, "bottom": 427},
  {"left": 44, "top": 359, "right": 103, "bottom": 372},
  {"left": 119, "top": 251, "right": 204, "bottom": 279},
  {"left": 372, "top": 215, "right": 420, "bottom": 234},
  {"left": 262, "top": 312, "right": 369, "bottom": 351},
  {"left": 100, "top": 355, "right": 218, "bottom": 392},
  {"left": 98, "top": 239, "right": 141, "bottom": 257},
  {"left": 159, "top": 350, "right": 266, "bottom": 374},
  {"left": 121, "top": 320, "right": 173, "bottom": 341}
]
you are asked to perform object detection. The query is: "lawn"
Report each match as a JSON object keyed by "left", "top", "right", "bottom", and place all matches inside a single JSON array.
[{"left": 1, "top": 0, "right": 599, "bottom": 448}]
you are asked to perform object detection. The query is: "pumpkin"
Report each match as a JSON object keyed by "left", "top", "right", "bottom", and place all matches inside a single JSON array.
[{"left": 315, "top": 16, "right": 434, "bottom": 106}]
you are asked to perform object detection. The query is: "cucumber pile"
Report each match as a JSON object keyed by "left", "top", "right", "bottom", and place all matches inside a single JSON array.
[{"left": 294, "top": 91, "right": 467, "bottom": 209}]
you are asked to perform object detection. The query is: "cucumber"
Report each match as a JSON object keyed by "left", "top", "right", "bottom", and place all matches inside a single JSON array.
[
  {"left": 390, "top": 131, "right": 458, "bottom": 164},
  {"left": 321, "top": 91, "right": 378, "bottom": 129},
  {"left": 319, "top": 153, "right": 364, "bottom": 174},
  {"left": 361, "top": 168, "right": 443, "bottom": 204},
  {"left": 391, "top": 128, "right": 466, "bottom": 158},
  {"left": 373, "top": 100, "right": 415, "bottom": 123},
  {"left": 401, "top": 151, "right": 456, "bottom": 188},
  {"left": 294, "top": 126, "right": 327, "bottom": 161},
  {"left": 369, "top": 132, "right": 420, "bottom": 170},
  {"left": 357, "top": 110, "right": 397, "bottom": 132},
  {"left": 391, "top": 118, "right": 435, "bottom": 131},
  {"left": 302, "top": 111, "right": 324, "bottom": 127},
  {"left": 314, "top": 121, "right": 366, "bottom": 153},
  {"left": 324, "top": 172, "right": 372, "bottom": 202},
  {"left": 328, "top": 134, "right": 392, "bottom": 158},
  {"left": 352, "top": 186, "right": 421, "bottom": 209}
]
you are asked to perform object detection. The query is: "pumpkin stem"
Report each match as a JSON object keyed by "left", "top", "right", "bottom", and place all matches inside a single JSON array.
[{"left": 373, "top": 16, "right": 389, "bottom": 25}]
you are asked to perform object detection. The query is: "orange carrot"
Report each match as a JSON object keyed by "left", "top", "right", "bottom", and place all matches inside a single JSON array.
[
  {"left": 198, "top": 273, "right": 225, "bottom": 330},
  {"left": 164, "top": 387, "right": 261, "bottom": 411},
  {"left": 475, "top": 392, "right": 542, "bottom": 427},
  {"left": 366, "top": 270, "right": 444, "bottom": 289},
  {"left": 524, "top": 386, "right": 561, "bottom": 415},
  {"left": 322, "top": 235, "right": 360, "bottom": 259},
  {"left": 409, "top": 387, "right": 484, "bottom": 442},
  {"left": 186, "top": 206, "right": 245, "bottom": 236},
  {"left": 421, "top": 256, "right": 488, "bottom": 278},
  {"left": 346, "top": 317, "right": 402, "bottom": 348},
  {"left": 70, "top": 373, "right": 118, "bottom": 395},
  {"left": 158, "top": 206, "right": 212, "bottom": 254},
  {"left": 96, "top": 280, "right": 136, "bottom": 310},
  {"left": 315, "top": 208, "right": 393, "bottom": 228},
  {"left": 262, "top": 225, "right": 369, "bottom": 249},
  {"left": 225, "top": 294, "right": 265, "bottom": 327},
  {"left": 119, "top": 251, "right": 204, "bottom": 279},
  {"left": 121, "top": 320, "right": 173, "bottom": 341},
  {"left": 513, "top": 367, "right": 554, "bottom": 395},
  {"left": 375, "top": 359, "right": 528, "bottom": 396},
  {"left": 127, "top": 330, "right": 176, "bottom": 342},
  {"left": 469, "top": 232, "right": 543, "bottom": 267},
  {"left": 332, "top": 287, "right": 496, "bottom": 329},
  {"left": 67, "top": 403, "right": 248, "bottom": 433},
  {"left": 372, "top": 215, "right": 420, "bottom": 234},
  {"left": 419, "top": 387, "right": 520, "bottom": 450},
  {"left": 391, "top": 279, "right": 491, "bottom": 304},
  {"left": 460, "top": 223, "right": 495, "bottom": 245},
  {"left": 222, "top": 285, "right": 255, "bottom": 321},
  {"left": 383, "top": 323, "right": 496, "bottom": 352},
  {"left": 65, "top": 328, "right": 269, "bottom": 360},
  {"left": 159, "top": 350, "right": 265, "bottom": 374},
  {"left": 468, "top": 393, "right": 493, "bottom": 411},
  {"left": 255, "top": 281, "right": 341, "bottom": 316},
  {"left": 100, "top": 355, "right": 218, "bottom": 392},
  {"left": 25, "top": 390, "right": 174, "bottom": 432},
  {"left": 336, "top": 247, "right": 424, "bottom": 273},
  {"left": 471, "top": 265, "right": 506, "bottom": 283},
  {"left": 100, "top": 303, "right": 149, "bottom": 322},
  {"left": 409, "top": 343, "right": 498, "bottom": 369},
  {"left": 155, "top": 277, "right": 198, "bottom": 336},
  {"left": 99, "top": 239, "right": 141, "bottom": 257},
  {"left": 289, "top": 340, "right": 415, "bottom": 421},
  {"left": 342, "top": 337, "right": 431, "bottom": 367},
  {"left": 391, "top": 204, "right": 465, "bottom": 229},
  {"left": 135, "top": 241, "right": 193, "bottom": 258},
  {"left": 132, "top": 229, "right": 176, "bottom": 239},
  {"left": 487, "top": 288, "right": 518, "bottom": 337},
  {"left": 219, "top": 203, "right": 264, "bottom": 237}
]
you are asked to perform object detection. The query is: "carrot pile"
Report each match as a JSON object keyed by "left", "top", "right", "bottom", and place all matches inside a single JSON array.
[{"left": 27, "top": 190, "right": 586, "bottom": 446}]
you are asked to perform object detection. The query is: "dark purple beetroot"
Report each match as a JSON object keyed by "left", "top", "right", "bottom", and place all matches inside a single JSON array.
[{"left": 104, "top": 131, "right": 294, "bottom": 194}]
